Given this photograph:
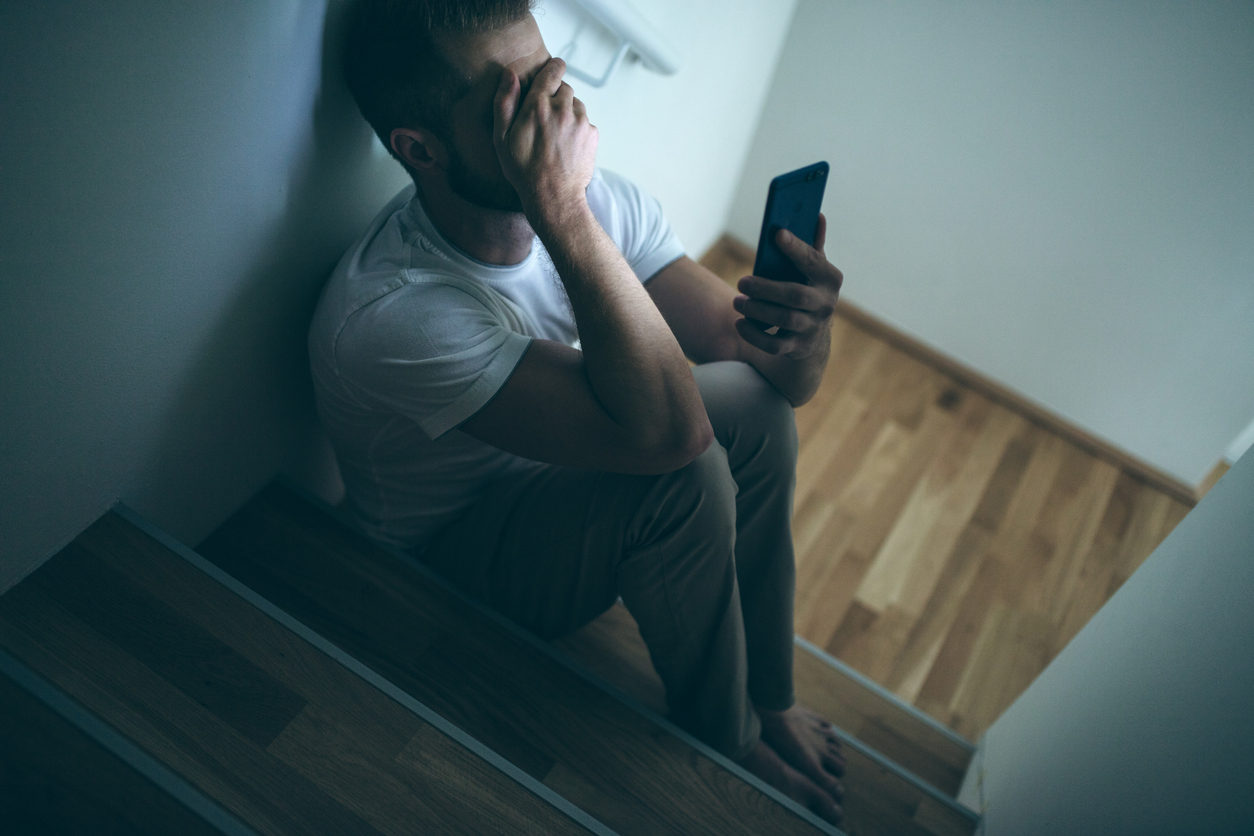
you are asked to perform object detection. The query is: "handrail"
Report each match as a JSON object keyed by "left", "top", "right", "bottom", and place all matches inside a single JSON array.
[{"left": 559, "top": 0, "right": 681, "bottom": 87}]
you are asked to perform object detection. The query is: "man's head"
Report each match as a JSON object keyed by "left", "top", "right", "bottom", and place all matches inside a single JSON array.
[{"left": 343, "top": 0, "right": 545, "bottom": 211}]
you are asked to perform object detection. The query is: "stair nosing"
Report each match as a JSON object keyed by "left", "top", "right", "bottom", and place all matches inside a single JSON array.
[
  {"left": 114, "top": 503, "right": 617, "bottom": 836},
  {"left": 793, "top": 634, "right": 977, "bottom": 752},
  {"left": 266, "top": 480, "right": 846, "bottom": 836},
  {"left": 0, "top": 646, "right": 257, "bottom": 836},
  {"left": 793, "top": 637, "right": 980, "bottom": 820}
]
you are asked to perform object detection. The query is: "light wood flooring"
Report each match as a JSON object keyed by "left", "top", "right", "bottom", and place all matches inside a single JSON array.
[{"left": 700, "top": 238, "right": 1207, "bottom": 740}]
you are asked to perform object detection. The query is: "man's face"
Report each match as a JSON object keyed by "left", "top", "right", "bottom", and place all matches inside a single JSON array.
[{"left": 439, "top": 15, "right": 551, "bottom": 213}]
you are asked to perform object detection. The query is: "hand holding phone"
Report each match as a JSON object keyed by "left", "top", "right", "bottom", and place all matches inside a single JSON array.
[
  {"left": 752, "top": 161, "right": 829, "bottom": 284},
  {"left": 734, "top": 161, "right": 843, "bottom": 360}
]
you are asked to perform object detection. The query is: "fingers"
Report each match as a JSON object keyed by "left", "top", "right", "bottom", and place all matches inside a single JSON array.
[
  {"left": 733, "top": 293, "right": 815, "bottom": 335},
  {"left": 493, "top": 67, "right": 520, "bottom": 146},
  {"left": 774, "top": 225, "right": 843, "bottom": 291},
  {"left": 732, "top": 274, "right": 837, "bottom": 357},
  {"left": 531, "top": 56, "right": 568, "bottom": 99},
  {"left": 735, "top": 317, "right": 797, "bottom": 355},
  {"left": 737, "top": 275, "right": 835, "bottom": 320}
]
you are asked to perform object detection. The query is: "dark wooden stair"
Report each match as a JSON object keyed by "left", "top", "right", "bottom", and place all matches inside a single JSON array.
[
  {"left": 198, "top": 481, "right": 835, "bottom": 835},
  {"left": 0, "top": 480, "right": 983, "bottom": 835},
  {"left": 0, "top": 651, "right": 227, "bottom": 835},
  {"left": 556, "top": 604, "right": 979, "bottom": 836},
  {"left": 0, "top": 511, "right": 599, "bottom": 835}
]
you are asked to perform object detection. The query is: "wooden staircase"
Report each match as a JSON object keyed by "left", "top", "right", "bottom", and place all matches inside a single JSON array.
[{"left": 0, "top": 482, "right": 981, "bottom": 835}]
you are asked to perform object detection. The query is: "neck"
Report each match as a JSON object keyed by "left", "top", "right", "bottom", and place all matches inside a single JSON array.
[{"left": 414, "top": 177, "right": 535, "bottom": 266}]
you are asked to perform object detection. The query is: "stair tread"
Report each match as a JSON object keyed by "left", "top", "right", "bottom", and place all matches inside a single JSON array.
[
  {"left": 556, "top": 603, "right": 978, "bottom": 836},
  {"left": 0, "top": 661, "right": 223, "bottom": 835},
  {"left": 793, "top": 644, "right": 972, "bottom": 796},
  {"left": 0, "top": 511, "right": 593, "bottom": 835},
  {"left": 199, "top": 482, "right": 830, "bottom": 835}
]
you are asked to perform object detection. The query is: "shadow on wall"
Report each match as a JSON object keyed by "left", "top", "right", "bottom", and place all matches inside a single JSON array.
[{"left": 145, "top": 3, "right": 398, "bottom": 540}]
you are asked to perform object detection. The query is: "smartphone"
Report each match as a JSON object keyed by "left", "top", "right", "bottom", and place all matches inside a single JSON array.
[{"left": 752, "top": 161, "right": 829, "bottom": 284}]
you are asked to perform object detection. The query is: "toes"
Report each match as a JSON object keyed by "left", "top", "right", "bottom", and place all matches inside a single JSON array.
[
  {"left": 823, "top": 753, "right": 847, "bottom": 778},
  {"left": 819, "top": 773, "right": 845, "bottom": 801},
  {"left": 797, "top": 772, "right": 845, "bottom": 826},
  {"left": 808, "top": 792, "right": 844, "bottom": 827}
]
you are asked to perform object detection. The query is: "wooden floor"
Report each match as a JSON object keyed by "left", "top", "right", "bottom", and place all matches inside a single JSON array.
[{"left": 700, "top": 238, "right": 1201, "bottom": 739}]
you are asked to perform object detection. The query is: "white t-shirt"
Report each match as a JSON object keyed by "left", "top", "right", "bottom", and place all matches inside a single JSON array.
[{"left": 308, "top": 169, "right": 686, "bottom": 550}]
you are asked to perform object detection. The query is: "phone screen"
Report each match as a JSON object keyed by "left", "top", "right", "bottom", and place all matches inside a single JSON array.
[{"left": 752, "top": 161, "right": 829, "bottom": 284}]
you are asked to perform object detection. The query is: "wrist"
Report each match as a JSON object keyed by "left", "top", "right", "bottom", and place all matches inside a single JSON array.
[{"left": 526, "top": 192, "right": 596, "bottom": 241}]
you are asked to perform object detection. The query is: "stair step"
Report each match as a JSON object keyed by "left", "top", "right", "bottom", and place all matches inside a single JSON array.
[
  {"left": 792, "top": 639, "right": 974, "bottom": 797},
  {"left": 0, "top": 651, "right": 229, "bottom": 834},
  {"left": 0, "top": 510, "right": 602, "bottom": 835},
  {"left": 556, "top": 604, "right": 980, "bottom": 836},
  {"left": 199, "top": 481, "right": 836, "bottom": 835}
]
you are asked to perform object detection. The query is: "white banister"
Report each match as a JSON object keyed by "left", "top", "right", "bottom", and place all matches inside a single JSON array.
[{"left": 558, "top": 0, "right": 681, "bottom": 87}]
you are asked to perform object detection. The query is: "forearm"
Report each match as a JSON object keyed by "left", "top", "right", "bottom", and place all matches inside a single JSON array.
[{"left": 535, "top": 204, "right": 712, "bottom": 451}]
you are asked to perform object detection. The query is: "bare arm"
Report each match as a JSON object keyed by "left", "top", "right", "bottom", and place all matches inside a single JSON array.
[
  {"left": 460, "top": 59, "right": 712, "bottom": 473},
  {"left": 647, "top": 216, "right": 844, "bottom": 407}
]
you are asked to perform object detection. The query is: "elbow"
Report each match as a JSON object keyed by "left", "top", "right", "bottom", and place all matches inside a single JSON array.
[
  {"left": 686, "top": 418, "right": 717, "bottom": 463},
  {"left": 645, "top": 416, "right": 715, "bottom": 473}
]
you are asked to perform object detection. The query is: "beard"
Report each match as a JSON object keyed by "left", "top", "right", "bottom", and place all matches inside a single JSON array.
[{"left": 446, "top": 146, "right": 524, "bottom": 214}]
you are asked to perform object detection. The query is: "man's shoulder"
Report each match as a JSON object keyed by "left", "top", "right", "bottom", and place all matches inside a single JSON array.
[{"left": 588, "top": 167, "right": 644, "bottom": 207}]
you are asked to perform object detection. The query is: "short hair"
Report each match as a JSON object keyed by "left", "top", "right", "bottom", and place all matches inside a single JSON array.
[{"left": 342, "top": 0, "right": 535, "bottom": 162}]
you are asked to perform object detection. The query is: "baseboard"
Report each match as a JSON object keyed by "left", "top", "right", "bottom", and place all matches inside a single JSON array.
[{"left": 703, "top": 234, "right": 1206, "bottom": 506}]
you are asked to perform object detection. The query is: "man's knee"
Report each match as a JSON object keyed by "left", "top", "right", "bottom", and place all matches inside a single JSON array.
[
  {"left": 629, "top": 440, "right": 738, "bottom": 552},
  {"left": 695, "top": 361, "right": 798, "bottom": 471},
  {"left": 671, "top": 440, "right": 739, "bottom": 527}
]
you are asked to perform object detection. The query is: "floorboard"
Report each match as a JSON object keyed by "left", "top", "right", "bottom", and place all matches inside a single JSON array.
[
  {"left": 700, "top": 237, "right": 1195, "bottom": 739},
  {"left": 199, "top": 484, "right": 828, "bottom": 835},
  {"left": 0, "top": 512, "right": 593, "bottom": 836},
  {"left": 558, "top": 602, "right": 976, "bottom": 835}
]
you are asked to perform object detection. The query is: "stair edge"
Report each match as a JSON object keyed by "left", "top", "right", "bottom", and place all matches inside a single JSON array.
[
  {"left": 793, "top": 635, "right": 976, "bottom": 753},
  {"left": 114, "top": 503, "right": 616, "bottom": 836},
  {"left": 0, "top": 646, "right": 255, "bottom": 835},
  {"left": 259, "top": 481, "right": 845, "bottom": 836},
  {"left": 794, "top": 636, "right": 980, "bottom": 820}
]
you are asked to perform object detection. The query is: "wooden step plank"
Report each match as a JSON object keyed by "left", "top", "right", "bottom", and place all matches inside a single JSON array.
[
  {"left": 0, "top": 512, "right": 594, "bottom": 836},
  {"left": 563, "top": 603, "right": 973, "bottom": 796},
  {"left": 555, "top": 603, "right": 978, "bottom": 836},
  {"left": 198, "top": 482, "right": 833, "bottom": 835},
  {"left": 793, "top": 640, "right": 973, "bottom": 796},
  {"left": 0, "top": 656, "right": 228, "bottom": 835}
]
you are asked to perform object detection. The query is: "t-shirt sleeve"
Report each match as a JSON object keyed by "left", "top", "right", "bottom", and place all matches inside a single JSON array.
[
  {"left": 594, "top": 169, "right": 686, "bottom": 283},
  {"left": 333, "top": 281, "right": 532, "bottom": 440}
]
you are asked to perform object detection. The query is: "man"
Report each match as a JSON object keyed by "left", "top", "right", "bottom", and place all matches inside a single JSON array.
[{"left": 310, "top": 0, "right": 848, "bottom": 824}]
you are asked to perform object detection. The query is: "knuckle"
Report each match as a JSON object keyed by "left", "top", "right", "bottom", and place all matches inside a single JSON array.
[{"left": 784, "top": 285, "right": 808, "bottom": 307}]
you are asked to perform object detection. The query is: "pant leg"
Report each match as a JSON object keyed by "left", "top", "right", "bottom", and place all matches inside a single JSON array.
[
  {"left": 420, "top": 440, "right": 760, "bottom": 758},
  {"left": 691, "top": 361, "right": 800, "bottom": 711},
  {"left": 419, "top": 361, "right": 798, "bottom": 758}
]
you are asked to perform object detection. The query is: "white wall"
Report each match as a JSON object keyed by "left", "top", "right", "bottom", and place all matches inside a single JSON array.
[
  {"left": 964, "top": 448, "right": 1254, "bottom": 834},
  {"left": 0, "top": 0, "right": 796, "bottom": 592},
  {"left": 536, "top": 0, "right": 798, "bottom": 257},
  {"left": 728, "top": 0, "right": 1254, "bottom": 487},
  {"left": 0, "top": 1, "right": 410, "bottom": 592}
]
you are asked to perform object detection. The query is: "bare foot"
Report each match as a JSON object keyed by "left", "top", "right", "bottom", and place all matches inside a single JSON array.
[
  {"left": 738, "top": 739, "right": 844, "bottom": 826},
  {"left": 757, "top": 704, "right": 846, "bottom": 808}
]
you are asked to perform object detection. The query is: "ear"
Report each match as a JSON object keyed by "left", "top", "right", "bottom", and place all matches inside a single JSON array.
[{"left": 390, "top": 127, "right": 447, "bottom": 172}]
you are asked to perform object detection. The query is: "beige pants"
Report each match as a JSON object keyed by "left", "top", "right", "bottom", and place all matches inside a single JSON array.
[{"left": 421, "top": 361, "right": 799, "bottom": 760}]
